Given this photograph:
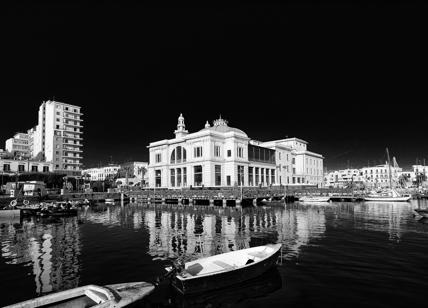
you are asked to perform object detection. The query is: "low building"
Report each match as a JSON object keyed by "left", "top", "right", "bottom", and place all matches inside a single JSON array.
[
  {"left": 5, "top": 133, "right": 31, "bottom": 158},
  {"left": 82, "top": 165, "right": 121, "bottom": 181},
  {"left": 0, "top": 158, "right": 54, "bottom": 174},
  {"left": 324, "top": 169, "right": 364, "bottom": 188},
  {"left": 147, "top": 114, "right": 324, "bottom": 188},
  {"left": 360, "top": 164, "right": 402, "bottom": 187},
  {"left": 119, "top": 161, "right": 148, "bottom": 185}
]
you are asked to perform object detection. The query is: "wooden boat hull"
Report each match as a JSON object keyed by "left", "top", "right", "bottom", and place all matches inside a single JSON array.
[
  {"left": 4, "top": 281, "right": 154, "bottom": 308},
  {"left": 171, "top": 244, "right": 281, "bottom": 295}
]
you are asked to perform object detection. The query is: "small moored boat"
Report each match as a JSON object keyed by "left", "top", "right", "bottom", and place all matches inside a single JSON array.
[
  {"left": 414, "top": 209, "right": 428, "bottom": 218},
  {"left": 166, "top": 243, "right": 282, "bottom": 295},
  {"left": 364, "top": 188, "right": 411, "bottom": 202},
  {"left": 4, "top": 281, "right": 155, "bottom": 308},
  {"left": 299, "top": 196, "right": 330, "bottom": 202},
  {"left": 261, "top": 198, "right": 286, "bottom": 206}
]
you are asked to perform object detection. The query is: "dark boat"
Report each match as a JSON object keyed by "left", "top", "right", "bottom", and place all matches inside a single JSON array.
[
  {"left": 168, "top": 266, "right": 282, "bottom": 307},
  {"left": 414, "top": 208, "right": 428, "bottom": 218},
  {"left": 261, "top": 198, "right": 286, "bottom": 206},
  {"left": 38, "top": 208, "right": 78, "bottom": 217},
  {"left": 166, "top": 243, "right": 282, "bottom": 295}
]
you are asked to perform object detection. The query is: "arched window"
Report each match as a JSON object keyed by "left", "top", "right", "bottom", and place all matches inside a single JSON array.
[
  {"left": 171, "top": 149, "right": 176, "bottom": 164},
  {"left": 170, "top": 146, "right": 187, "bottom": 164}
]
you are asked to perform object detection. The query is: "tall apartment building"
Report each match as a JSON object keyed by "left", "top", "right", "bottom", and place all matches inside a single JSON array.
[{"left": 33, "top": 100, "right": 83, "bottom": 175}]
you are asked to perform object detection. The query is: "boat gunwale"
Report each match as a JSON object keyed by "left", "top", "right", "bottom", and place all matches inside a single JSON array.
[{"left": 176, "top": 243, "right": 282, "bottom": 281}]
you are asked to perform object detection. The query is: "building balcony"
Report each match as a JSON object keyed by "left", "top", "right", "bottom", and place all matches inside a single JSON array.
[
  {"left": 63, "top": 161, "right": 82, "bottom": 165},
  {"left": 63, "top": 147, "right": 83, "bottom": 152},
  {"left": 63, "top": 134, "right": 83, "bottom": 140},
  {"left": 64, "top": 122, "right": 83, "bottom": 128},
  {"left": 64, "top": 113, "right": 83, "bottom": 121},
  {"left": 64, "top": 109, "right": 84, "bottom": 116}
]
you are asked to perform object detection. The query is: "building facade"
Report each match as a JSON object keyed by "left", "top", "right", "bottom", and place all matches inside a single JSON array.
[
  {"left": 32, "top": 100, "right": 83, "bottom": 175},
  {"left": 324, "top": 169, "right": 364, "bottom": 188},
  {"left": 5, "top": 133, "right": 31, "bottom": 157},
  {"left": 147, "top": 114, "right": 324, "bottom": 188},
  {"left": 0, "top": 158, "right": 54, "bottom": 174},
  {"left": 119, "top": 161, "right": 149, "bottom": 185},
  {"left": 82, "top": 165, "right": 121, "bottom": 181}
]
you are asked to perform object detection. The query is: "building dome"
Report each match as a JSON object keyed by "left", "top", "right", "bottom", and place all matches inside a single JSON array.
[{"left": 199, "top": 116, "right": 247, "bottom": 136}]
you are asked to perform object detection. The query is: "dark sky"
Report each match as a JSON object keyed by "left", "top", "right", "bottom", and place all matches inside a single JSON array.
[{"left": 0, "top": 2, "right": 426, "bottom": 170}]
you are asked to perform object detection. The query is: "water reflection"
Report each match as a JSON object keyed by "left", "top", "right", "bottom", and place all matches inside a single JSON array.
[
  {"left": 1, "top": 199, "right": 427, "bottom": 306},
  {"left": 0, "top": 217, "right": 80, "bottom": 294},
  {"left": 142, "top": 204, "right": 327, "bottom": 261}
]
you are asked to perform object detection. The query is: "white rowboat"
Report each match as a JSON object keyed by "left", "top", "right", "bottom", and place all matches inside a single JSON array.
[
  {"left": 299, "top": 196, "right": 330, "bottom": 202},
  {"left": 4, "top": 281, "right": 155, "bottom": 308},
  {"left": 166, "top": 243, "right": 282, "bottom": 295}
]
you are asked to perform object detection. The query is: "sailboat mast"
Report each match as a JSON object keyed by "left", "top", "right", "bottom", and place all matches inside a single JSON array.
[{"left": 386, "top": 147, "right": 393, "bottom": 189}]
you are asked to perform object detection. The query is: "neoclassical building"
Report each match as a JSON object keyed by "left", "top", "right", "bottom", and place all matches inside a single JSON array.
[{"left": 147, "top": 114, "right": 324, "bottom": 188}]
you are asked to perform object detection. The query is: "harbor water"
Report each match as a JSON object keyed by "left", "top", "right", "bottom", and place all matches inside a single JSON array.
[{"left": 1, "top": 200, "right": 428, "bottom": 307}]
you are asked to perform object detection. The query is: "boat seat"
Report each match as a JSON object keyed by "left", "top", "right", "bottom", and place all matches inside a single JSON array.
[
  {"left": 247, "top": 250, "right": 268, "bottom": 259},
  {"left": 84, "top": 289, "right": 109, "bottom": 304},
  {"left": 212, "top": 260, "right": 234, "bottom": 270},
  {"left": 185, "top": 263, "right": 203, "bottom": 276}
]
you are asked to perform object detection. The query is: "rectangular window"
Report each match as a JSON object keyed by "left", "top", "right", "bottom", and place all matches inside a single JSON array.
[
  {"left": 31, "top": 165, "right": 38, "bottom": 172},
  {"left": 255, "top": 167, "right": 259, "bottom": 186},
  {"left": 292, "top": 158, "right": 295, "bottom": 164},
  {"left": 261, "top": 168, "right": 265, "bottom": 185},
  {"left": 215, "top": 165, "right": 221, "bottom": 186},
  {"left": 227, "top": 175, "right": 231, "bottom": 186},
  {"left": 194, "top": 146, "right": 203, "bottom": 158},
  {"left": 237, "top": 147, "right": 243, "bottom": 158},
  {"left": 43, "top": 166, "right": 49, "bottom": 172},
  {"left": 271, "top": 169, "right": 275, "bottom": 184},
  {"left": 249, "top": 167, "right": 254, "bottom": 186},
  {"left": 194, "top": 165, "right": 203, "bottom": 186},
  {"left": 170, "top": 169, "right": 175, "bottom": 187},
  {"left": 155, "top": 170, "right": 162, "bottom": 187},
  {"left": 238, "top": 165, "right": 244, "bottom": 186},
  {"left": 183, "top": 167, "right": 187, "bottom": 186},
  {"left": 227, "top": 150, "right": 231, "bottom": 157},
  {"left": 177, "top": 168, "right": 182, "bottom": 186},
  {"left": 155, "top": 153, "right": 162, "bottom": 163},
  {"left": 214, "top": 145, "right": 221, "bottom": 157},
  {"left": 18, "top": 165, "right": 25, "bottom": 172},
  {"left": 266, "top": 169, "right": 269, "bottom": 185}
]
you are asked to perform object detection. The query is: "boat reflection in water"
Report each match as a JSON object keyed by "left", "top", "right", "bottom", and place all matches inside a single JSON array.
[{"left": 145, "top": 266, "right": 282, "bottom": 308}]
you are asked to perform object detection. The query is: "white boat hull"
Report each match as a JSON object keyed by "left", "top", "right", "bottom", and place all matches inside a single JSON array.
[
  {"left": 4, "top": 281, "right": 154, "bottom": 308},
  {"left": 364, "top": 196, "right": 411, "bottom": 202},
  {"left": 299, "top": 197, "right": 330, "bottom": 202},
  {"left": 169, "top": 244, "right": 282, "bottom": 295}
]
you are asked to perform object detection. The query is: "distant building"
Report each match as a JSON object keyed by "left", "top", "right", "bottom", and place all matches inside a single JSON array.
[
  {"left": 147, "top": 114, "right": 324, "bottom": 188},
  {"left": 324, "top": 169, "right": 364, "bottom": 188},
  {"left": 413, "top": 165, "right": 428, "bottom": 175},
  {"left": 360, "top": 164, "right": 402, "bottom": 187},
  {"left": 32, "top": 100, "right": 83, "bottom": 175},
  {"left": 5, "top": 132, "right": 31, "bottom": 158},
  {"left": 82, "top": 165, "right": 121, "bottom": 181},
  {"left": 119, "top": 161, "right": 148, "bottom": 185},
  {"left": 0, "top": 158, "right": 53, "bottom": 174}
]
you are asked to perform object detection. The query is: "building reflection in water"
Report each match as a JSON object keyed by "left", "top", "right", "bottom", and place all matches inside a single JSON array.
[
  {"left": 349, "top": 202, "right": 415, "bottom": 242},
  {"left": 0, "top": 217, "right": 81, "bottom": 295},
  {"left": 143, "top": 204, "right": 327, "bottom": 261}
]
